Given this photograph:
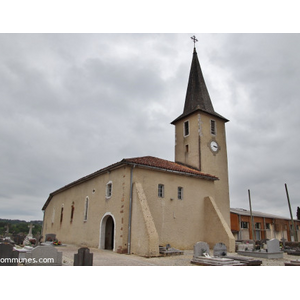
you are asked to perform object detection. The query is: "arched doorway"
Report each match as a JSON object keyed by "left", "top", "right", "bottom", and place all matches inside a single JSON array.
[
  {"left": 99, "top": 213, "right": 115, "bottom": 250},
  {"left": 105, "top": 216, "right": 114, "bottom": 250}
]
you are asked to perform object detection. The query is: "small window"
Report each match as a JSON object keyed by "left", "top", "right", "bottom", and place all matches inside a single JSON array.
[
  {"left": 210, "top": 120, "right": 216, "bottom": 135},
  {"left": 84, "top": 197, "right": 89, "bottom": 221},
  {"left": 241, "top": 221, "right": 248, "bottom": 229},
  {"left": 51, "top": 208, "right": 55, "bottom": 224},
  {"left": 106, "top": 181, "right": 113, "bottom": 198},
  {"left": 255, "top": 223, "right": 261, "bottom": 229},
  {"left": 178, "top": 187, "right": 183, "bottom": 200},
  {"left": 60, "top": 205, "right": 64, "bottom": 224},
  {"left": 70, "top": 202, "right": 75, "bottom": 223},
  {"left": 158, "top": 184, "right": 164, "bottom": 198},
  {"left": 185, "top": 145, "right": 189, "bottom": 153},
  {"left": 266, "top": 223, "right": 270, "bottom": 230},
  {"left": 184, "top": 120, "right": 189, "bottom": 136}
]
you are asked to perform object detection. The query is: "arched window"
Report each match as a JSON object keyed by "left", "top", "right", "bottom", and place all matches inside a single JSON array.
[
  {"left": 84, "top": 197, "right": 89, "bottom": 222},
  {"left": 106, "top": 181, "right": 113, "bottom": 199}
]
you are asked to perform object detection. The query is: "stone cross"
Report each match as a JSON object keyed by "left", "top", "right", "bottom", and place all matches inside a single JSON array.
[
  {"left": 4, "top": 224, "right": 10, "bottom": 235},
  {"left": 28, "top": 223, "right": 35, "bottom": 238}
]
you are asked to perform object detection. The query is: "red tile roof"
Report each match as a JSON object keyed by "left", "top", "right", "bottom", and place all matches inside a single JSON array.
[{"left": 122, "top": 156, "right": 218, "bottom": 180}]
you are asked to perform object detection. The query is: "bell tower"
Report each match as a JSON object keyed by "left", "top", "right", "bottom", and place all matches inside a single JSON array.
[{"left": 171, "top": 38, "right": 231, "bottom": 224}]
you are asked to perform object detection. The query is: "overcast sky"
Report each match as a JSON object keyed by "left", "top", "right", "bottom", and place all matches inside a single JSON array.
[{"left": 1, "top": 33, "right": 300, "bottom": 221}]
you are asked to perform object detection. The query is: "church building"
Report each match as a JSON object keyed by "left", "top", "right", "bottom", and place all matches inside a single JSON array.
[{"left": 42, "top": 42, "right": 235, "bottom": 256}]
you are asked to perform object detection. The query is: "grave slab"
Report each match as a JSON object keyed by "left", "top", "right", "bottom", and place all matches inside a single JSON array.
[{"left": 159, "top": 244, "right": 183, "bottom": 256}]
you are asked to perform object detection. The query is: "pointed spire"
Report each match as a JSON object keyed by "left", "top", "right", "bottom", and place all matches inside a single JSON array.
[
  {"left": 183, "top": 47, "right": 215, "bottom": 116},
  {"left": 171, "top": 45, "right": 228, "bottom": 124}
]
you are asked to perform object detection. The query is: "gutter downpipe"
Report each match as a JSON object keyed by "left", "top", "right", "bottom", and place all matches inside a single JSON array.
[
  {"left": 248, "top": 189, "right": 255, "bottom": 243},
  {"left": 41, "top": 210, "right": 45, "bottom": 240},
  {"left": 127, "top": 165, "right": 135, "bottom": 254},
  {"left": 238, "top": 214, "right": 241, "bottom": 240}
]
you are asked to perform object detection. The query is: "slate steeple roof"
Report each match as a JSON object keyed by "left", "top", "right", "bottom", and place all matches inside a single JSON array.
[{"left": 171, "top": 47, "right": 228, "bottom": 124}]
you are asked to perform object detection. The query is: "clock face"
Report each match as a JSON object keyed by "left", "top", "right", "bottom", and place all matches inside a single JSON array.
[{"left": 210, "top": 141, "right": 219, "bottom": 152}]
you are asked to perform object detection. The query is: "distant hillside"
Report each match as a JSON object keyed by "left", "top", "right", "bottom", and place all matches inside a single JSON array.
[{"left": 0, "top": 218, "right": 43, "bottom": 236}]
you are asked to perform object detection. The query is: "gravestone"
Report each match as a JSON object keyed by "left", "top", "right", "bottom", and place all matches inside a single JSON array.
[
  {"left": 267, "top": 239, "right": 280, "bottom": 253},
  {"left": 24, "top": 245, "right": 62, "bottom": 266},
  {"left": 193, "top": 241, "right": 210, "bottom": 258},
  {"left": 12, "top": 234, "right": 25, "bottom": 245},
  {"left": 213, "top": 243, "right": 227, "bottom": 257},
  {"left": 74, "top": 247, "right": 93, "bottom": 266},
  {"left": 0, "top": 243, "right": 19, "bottom": 266},
  {"left": 45, "top": 233, "right": 56, "bottom": 242}
]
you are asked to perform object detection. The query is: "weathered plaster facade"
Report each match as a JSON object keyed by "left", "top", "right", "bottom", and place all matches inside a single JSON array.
[{"left": 173, "top": 111, "right": 230, "bottom": 226}]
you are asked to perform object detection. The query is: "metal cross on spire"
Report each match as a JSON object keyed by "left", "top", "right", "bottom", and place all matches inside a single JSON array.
[{"left": 191, "top": 35, "right": 198, "bottom": 47}]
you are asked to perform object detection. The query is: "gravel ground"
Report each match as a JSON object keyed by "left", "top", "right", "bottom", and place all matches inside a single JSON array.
[{"left": 58, "top": 244, "right": 300, "bottom": 266}]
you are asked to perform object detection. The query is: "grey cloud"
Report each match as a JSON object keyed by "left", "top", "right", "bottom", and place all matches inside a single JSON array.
[{"left": 1, "top": 33, "right": 299, "bottom": 221}]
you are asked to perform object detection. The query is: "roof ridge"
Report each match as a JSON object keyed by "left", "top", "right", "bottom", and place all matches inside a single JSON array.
[
  {"left": 123, "top": 155, "right": 218, "bottom": 180},
  {"left": 230, "top": 208, "right": 288, "bottom": 220}
]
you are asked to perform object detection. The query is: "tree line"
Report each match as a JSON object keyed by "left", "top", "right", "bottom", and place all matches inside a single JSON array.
[{"left": 0, "top": 218, "right": 42, "bottom": 236}]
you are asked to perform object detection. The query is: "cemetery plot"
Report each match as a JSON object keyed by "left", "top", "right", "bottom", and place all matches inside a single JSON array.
[
  {"left": 191, "top": 241, "right": 246, "bottom": 266},
  {"left": 237, "top": 238, "right": 283, "bottom": 259},
  {"left": 191, "top": 242, "right": 263, "bottom": 266}
]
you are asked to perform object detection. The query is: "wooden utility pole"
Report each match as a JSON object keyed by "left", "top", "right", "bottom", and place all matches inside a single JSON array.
[
  {"left": 285, "top": 183, "right": 298, "bottom": 242},
  {"left": 248, "top": 189, "right": 255, "bottom": 242}
]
